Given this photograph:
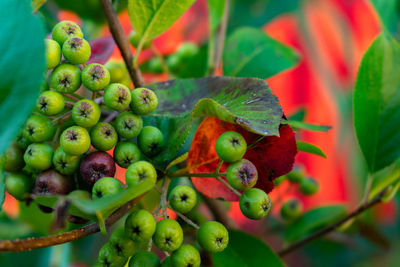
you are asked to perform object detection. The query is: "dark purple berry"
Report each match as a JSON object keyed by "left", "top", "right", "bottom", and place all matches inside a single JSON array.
[{"left": 80, "top": 151, "right": 116, "bottom": 185}]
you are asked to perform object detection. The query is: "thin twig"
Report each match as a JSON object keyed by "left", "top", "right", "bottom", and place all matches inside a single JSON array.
[
  {"left": 203, "top": 197, "right": 237, "bottom": 229},
  {"left": 168, "top": 172, "right": 225, "bottom": 178},
  {"left": 212, "top": 0, "right": 230, "bottom": 75},
  {"left": 172, "top": 208, "right": 200, "bottom": 230},
  {"left": 100, "top": 0, "right": 144, "bottom": 87},
  {"left": 216, "top": 176, "right": 241, "bottom": 197},
  {"left": 160, "top": 178, "right": 170, "bottom": 218},
  {"left": 103, "top": 111, "right": 119, "bottom": 123}
]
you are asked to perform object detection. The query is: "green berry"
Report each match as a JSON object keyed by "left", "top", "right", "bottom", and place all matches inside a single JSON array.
[
  {"left": 166, "top": 54, "right": 180, "bottom": 73},
  {"left": 104, "top": 83, "right": 131, "bottom": 110},
  {"left": 171, "top": 244, "right": 201, "bottom": 267},
  {"left": 105, "top": 60, "right": 130, "bottom": 86},
  {"left": 52, "top": 20, "right": 83, "bottom": 46},
  {"left": 5, "top": 173, "right": 33, "bottom": 201},
  {"left": 68, "top": 189, "right": 91, "bottom": 200},
  {"left": 176, "top": 42, "right": 199, "bottom": 59},
  {"left": 216, "top": 131, "right": 247, "bottom": 163},
  {"left": 197, "top": 221, "right": 229, "bottom": 253},
  {"left": 138, "top": 126, "right": 164, "bottom": 156},
  {"left": 130, "top": 88, "right": 158, "bottom": 115},
  {"left": 286, "top": 166, "right": 304, "bottom": 183},
  {"left": 92, "top": 177, "right": 122, "bottom": 199},
  {"left": 299, "top": 177, "right": 319, "bottom": 195},
  {"left": 60, "top": 126, "right": 91, "bottom": 155},
  {"left": 51, "top": 63, "right": 82, "bottom": 93},
  {"left": 72, "top": 99, "right": 101, "bottom": 128},
  {"left": 280, "top": 199, "right": 303, "bottom": 221},
  {"left": 129, "top": 251, "right": 160, "bottom": 267},
  {"left": 36, "top": 91, "right": 65, "bottom": 116},
  {"left": 90, "top": 122, "right": 118, "bottom": 151},
  {"left": 97, "top": 243, "right": 126, "bottom": 267},
  {"left": 239, "top": 188, "right": 271, "bottom": 220},
  {"left": 53, "top": 146, "right": 80, "bottom": 175},
  {"left": 115, "top": 111, "right": 143, "bottom": 139},
  {"left": 125, "top": 161, "right": 157, "bottom": 187},
  {"left": 153, "top": 218, "right": 183, "bottom": 252},
  {"left": 125, "top": 209, "right": 156, "bottom": 242},
  {"left": 45, "top": 39, "right": 61, "bottom": 69},
  {"left": 4, "top": 143, "right": 24, "bottom": 172},
  {"left": 23, "top": 114, "right": 54, "bottom": 143},
  {"left": 15, "top": 131, "right": 31, "bottom": 150},
  {"left": 109, "top": 227, "right": 136, "bottom": 258},
  {"left": 23, "top": 143, "right": 53, "bottom": 170},
  {"left": 62, "top": 37, "right": 91, "bottom": 65},
  {"left": 113, "top": 142, "right": 141, "bottom": 168},
  {"left": 149, "top": 58, "right": 163, "bottom": 74},
  {"left": 82, "top": 63, "right": 111, "bottom": 91},
  {"left": 129, "top": 30, "right": 151, "bottom": 49},
  {"left": 169, "top": 185, "right": 197, "bottom": 214},
  {"left": 226, "top": 159, "right": 258, "bottom": 191}
]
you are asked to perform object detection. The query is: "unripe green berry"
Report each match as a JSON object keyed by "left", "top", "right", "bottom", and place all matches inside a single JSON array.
[
  {"left": 4, "top": 143, "right": 24, "bottom": 172},
  {"left": 92, "top": 177, "right": 123, "bottom": 199},
  {"left": 68, "top": 189, "right": 91, "bottom": 200},
  {"left": 171, "top": 244, "right": 201, "bottom": 267},
  {"left": 129, "top": 251, "right": 160, "bottom": 267},
  {"left": 113, "top": 142, "right": 141, "bottom": 168},
  {"left": 130, "top": 88, "right": 158, "bottom": 115},
  {"left": 125, "top": 209, "right": 156, "bottom": 242},
  {"left": 52, "top": 20, "right": 83, "bottom": 47},
  {"left": 105, "top": 60, "right": 130, "bottom": 86},
  {"left": 153, "top": 218, "right": 183, "bottom": 252},
  {"left": 45, "top": 39, "right": 61, "bottom": 69},
  {"left": 60, "top": 126, "right": 91, "bottom": 155},
  {"left": 62, "top": 37, "right": 91, "bottom": 65},
  {"left": 23, "top": 114, "right": 55, "bottom": 143},
  {"left": 226, "top": 159, "right": 258, "bottom": 191},
  {"left": 138, "top": 126, "right": 164, "bottom": 156},
  {"left": 239, "top": 188, "right": 271, "bottom": 220},
  {"left": 299, "top": 177, "right": 319, "bottom": 195},
  {"left": 104, "top": 83, "right": 132, "bottom": 110},
  {"left": 216, "top": 131, "right": 247, "bottom": 163},
  {"left": 149, "top": 58, "right": 163, "bottom": 74},
  {"left": 90, "top": 122, "right": 118, "bottom": 151},
  {"left": 129, "top": 30, "right": 151, "bottom": 49},
  {"left": 176, "top": 42, "right": 199, "bottom": 59},
  {"left": 115, "top": 111, "right": 143, "bottom": 139},
  {"left": 5, "top": 173, "right": 33, "bottom": 201},
  {"left": 109, "top": 226, "right": 136, "bottom": 258},
  {"left": 82, "top": 63, "right": 111, "bottom": 91},
  {"left": 36, "top": 91, "right": 65, "bottom": 116},
  {"left": 51, "top": 63, "right": 82, "bottom": 93},
  {"left": 125, "top": 161, "right": 157, "bottom": 187},
  {"left": 286, "top": 166, "right": 304, "bottom": 183},
  {"left": 197, "top": 221, "right": 229, "bottom": 253},
  {"left": 23, "top": 143, "right": 54, "bottom": 170},
  {"left": 169, "top": 185, "right": 197, "bottom": 214},
  {"left": 72, "top": 99, "right": 101, "bottom": 128},
  {"left": 280, "top": 199, "right": 303, "bottom": 221},
  {"left": 53, "top": 146, "right": 80, "bottom": 175},
  {"left": 97, "top": 243, "right": 126, "bottom": 267}
]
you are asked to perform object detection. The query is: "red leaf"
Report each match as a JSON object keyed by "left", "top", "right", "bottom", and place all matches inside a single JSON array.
[
  {"left": 87, "top": 37, "right": 115, "bottom": 65},
  {"left": 188, "top": 117, "right": 297, "bottom": 201}
]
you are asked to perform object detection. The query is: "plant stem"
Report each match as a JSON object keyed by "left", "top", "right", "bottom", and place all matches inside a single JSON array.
[
  {"left": 100, "top": 0, "right": 144, "bottom": 87},
  {"left": 168, "top": 171, "right": 226, "bottom": 178},
  {"left": 212, "top": 0, "right": 230, "bottom": 75},
  {"left": 52, "top": 111, "right": 72, "bottom": 125},
  {"left": 150, "top": 44, "right": 171, "bottom": 75},
  {"left": 277, "top": 187, "right": 389, "bottom": 257},
  {"left": 160, "top": 177, "right": 170, "bottom": 218},
  {"left": 361, "top": 173, "right": 373, "bottom": 205},
  {"left": 203, "top": 197, "right": 237, "bottom": 229},
  {"left": 172, "top": 208, "right": 200, "bottom": 230},
  {"left": 103, "top": 111, "right": 119, "bottom": 123},
  {"left": 216, "top": 176, "right": 241, "bottom": 197},
  {"left": 248, "top": 136, "right": 265, "bottom": 149},
  {"left": 64, "top": 94, "right": 81, "bottom": 102}
]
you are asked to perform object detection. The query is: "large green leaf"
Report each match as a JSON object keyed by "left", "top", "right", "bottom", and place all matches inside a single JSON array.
[
  {"left": 354, "top": 34, "right": 400, "bottom": 173},
  {"left": 212, "top": 230, "right": 284, "bottom": 267},
  {"left": 128, "top": 0, "right": 195, "bottom": 41},
  {"left": 370, "top": 0, "right": 399, "bottom": 34},
  {"left": 145, "top": 76, "right": 283, "bottom": 164},
  {"left": 0, "top": 0, "right": 45, "bottom": 154},
  {"left": 369, "top": 162, "right": 400, "bottom": 200},
  {"left": 223, "top": 27, "right": 299, "bottom": 78},
  {"left": 284, "top": 205, "right": 347, "bottom": 243}
]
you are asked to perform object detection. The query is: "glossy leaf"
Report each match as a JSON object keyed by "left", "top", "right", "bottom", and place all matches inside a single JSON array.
[
  {"left": 213, "top": 230, "right": 284, "bottom": 267},
  {"left": 370, "top": 0, "right": 399, "bottom": 34},
  {"left": 87, "top": 37, "right": 115, "bottom": 65},
  {"left": 354, "top": 34, "right": 400, "bottom": 173},
  {"left": 223, "top": 27, "right": 299, "bottom": 78},
  {"left": 0, "top": 156, "right": 5, "bottom": 210},
  {"left": 284, "top": 205, "right": 347, "bottom": 243},
  {"left": 146, "top": 76, "right": 283, "bottom": 165},
  {"left": 0, "top": 0, "right": 46, "bottom": 154},
  {"left": 128, "top": 0, "right": 196, "bottom": 41},
  {"left": 369, "top": 163, "right": 400, "bottom": 200},
  {"left": 297, "top": 141, "right": 327, "bottom": 158},
  {"left": 288, "top": 120, "right": 331, "bottom": 132}
]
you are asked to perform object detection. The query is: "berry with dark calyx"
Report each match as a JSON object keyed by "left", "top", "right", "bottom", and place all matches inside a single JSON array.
[
  {"left": 125, "top": 209, "right": 156, "bottom": 242},
  {"left": 281, "top": 199, "right": 303, "bottom": 222},
  {"left": 125, "top": 161, "right": 157, "bottom": 187},
  {"left": 129, "top": 30, "right": 151, "bottom": 49},
  {"left": 171, "top": 244, "right": 201, "bottom": 267},
  {"left": 129, "top": 251, "right": 160, "bottom": 267},
  {"left": 109, "top": 226, "right": 136, "bottom": 258},
  {"left": 50, "top": 63, "right": 82, "bottom": 93},
  {"left": 138, "top": 126, "right": 164, "bottom": 156},
  {"left": 24, "top": 143, "right": 53, "bottom": 170},
  {"left": 60, "top": 126, "right": 90, "bottom": 155},
  {"left": 153, "top": 218, "right": 183, "bottom": 252},
  {"left": 53, "top": 146, "right": 80, "bottom": 175},
  {"left": 92, "top": 177, "right": 122, "bottom": 199},
  {"left": 239, "top": 188, "right": 271, "bottom": 220},
  {"left": 197, "top": 221, "right": 229, "bottom": 253},
  {"left": 23, "top": 114, "right": 55, "bottom": 143},
  {"left": 45, "top": 39, "right": 61, "bottom": 69},
  {"left": 5, "top": 173, "right": 33, "bottom": 201},
  {"left": 62, "top": 37, "right": 91, "bottom": 65},
  {"left": 115, "top": 111, "right": 143, "bottom": 139},
  {"left": 82, "top": 63, "right": 110, "bottom": 91},
  {"left": 105, "top": 60, "right": 131, "bottom": 87},
  {"left": 299, "top": 177, "right": 319, "bottom": 195},
  {"left": 104, "top": 83, "right": 131, "bottom": 110},
  {"left": 215, "top": 131, "right": 247, "bottom": 163},
  {"left": 286, "top": 166, "right": 304, "bottom": 184},
  {"left": 52, "top": 20, "right": 83, "bottom": 46},
  {"left": 4, "top": 143, "right": 24, "bottom": 172},
  {"left": 169, "top": 185, "right": 197, "bottom": 214},
  {"left": 80, "top": 151, "right": 116, "bottom": 185},
  {"left": 130, "top": 88, "right": 158, "bottom": 115},
  {"left": 97, "top": 243, "right": 126, "bottom": 267},
  {"left": 36, "top": 91, "right": 65, "bottom": 116},
  {"left": 33, "top": 169, "right": 72, "bottom": 196},
  {"left": 72, "top": 99, "right": 101, "bottom": 128},
  {"left": 90, "top": 122, "right": 118, "bottom": 151},
  {"left": 226, "top": 159, "right": 258, "bottom": 191},
  {"left": 113, "top": 141, "right": 141, "bottom": 168}
]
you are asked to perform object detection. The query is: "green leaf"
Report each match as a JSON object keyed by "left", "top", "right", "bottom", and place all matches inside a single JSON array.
[
  {"left": 19, "top": 201, "right": 53, "bottom": 235},
  {"left": 128, "top": 0, "right": 196, "bottom": 41},
  {"left": 296, "top": 141, "right": 327, "bottom": 158},
  {"left": 284, "top": 205, "right": 347, "bottom": 243},
  {"left": 354, "top": 34, "right": 400, "bottom": 173},
  {"left": 0, "top": 0, "right": 45, "bottom": 155},
  {"left": 31, "top": 0, "right": 46, "bottom": 11},
  {"left": 223, "top": 27, "right": 299, "bottom": 78},
  {"left": 288, "top": 120, "right": 332, "bottom": 132},
  {"left": 212, "top": 230, "right": 284, "bottom": 267},
  {"left": 369, "top": 0, "right": 399, "bottom": 34},
  {"left": 146, "top": 76, "right": 283, "bottom": 164},
  {"left": 0, "top": 156, "right": 5, "bottom": 210},
  {"left": 288, "top": 107, "right": 306, "bottom": 122},
  {"left": 369, "top": 164, "right": 400, "bottom": 200},
  {"left": 0, "top": 212, "right": 32, "bottom": 240}
]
